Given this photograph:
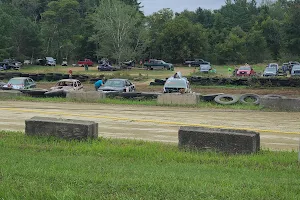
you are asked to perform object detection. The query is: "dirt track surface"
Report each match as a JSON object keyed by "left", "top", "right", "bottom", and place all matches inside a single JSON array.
[{"left": 0, "top": 101, "right": 299, "bottom": 151}]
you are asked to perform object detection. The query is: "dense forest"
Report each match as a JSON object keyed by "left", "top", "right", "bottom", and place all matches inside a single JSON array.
[{"left": 0, "top": 0, "right": 299, "bottom": 64}]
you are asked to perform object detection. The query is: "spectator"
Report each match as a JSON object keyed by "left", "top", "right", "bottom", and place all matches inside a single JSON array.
[{"left": 94, "top": 78, "right": 104, "bottom": 91}]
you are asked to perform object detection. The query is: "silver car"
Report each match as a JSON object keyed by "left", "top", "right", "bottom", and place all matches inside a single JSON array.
[
  {"left": 163, "top": 72, "right": 191, "bottom": 93},
  {"left": 291, "top": 65, "right": 300, "bottom": 76},
  {"left": 98, "top": 79, "right": 135, "bottom": 93},
  {"left": 3, "top": 77, "right": 36, "bottom": 90}
]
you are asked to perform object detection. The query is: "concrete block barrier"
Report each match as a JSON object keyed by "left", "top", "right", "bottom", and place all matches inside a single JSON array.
[
  {"left": 260, "top": 96, "right": 300, "bottom": 111},
  {"left": 66, "top": 91, "right": 106, "bottom": 101},
  {"left": 178, "top": 126, "right": 260, "bottom": 154},
  {"left": 0, "top": 90, "right": 23, "bottom": 97},
  {"left": 25, "top": 117, "right": 98, "bottom": 140},
  {"left": 157, "top": 93, "right": 200, "bottom": 105}
]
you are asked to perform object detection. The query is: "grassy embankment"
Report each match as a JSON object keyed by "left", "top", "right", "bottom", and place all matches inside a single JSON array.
[{"left": 0, "top": 131, "right": 299, "bottom": 199}]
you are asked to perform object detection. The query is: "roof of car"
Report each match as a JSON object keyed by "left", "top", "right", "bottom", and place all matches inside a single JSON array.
[
  {"left": 107, "top": 79, "right": 127, "bottom": 81},
  {"left": 10, "top": 77, "right": 31, "bottom": 80},
  {"left": 58, "top": 79, "right": 80, "bottom": 82}
]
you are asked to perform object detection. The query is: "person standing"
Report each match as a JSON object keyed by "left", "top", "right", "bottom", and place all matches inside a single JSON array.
[{"left": 94, "top": 78, "right": 103, "bottom": 91}]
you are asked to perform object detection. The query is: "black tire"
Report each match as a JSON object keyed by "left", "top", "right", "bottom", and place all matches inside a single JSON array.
[
  {"left": 214, "top": 94, "right": 239, "bottom": 105},
  {"left": 239, "top": 93, "right": 260, "bottom": 105},
  {"left": 201, "top": 93, "right": 224, "bottom": 102}
]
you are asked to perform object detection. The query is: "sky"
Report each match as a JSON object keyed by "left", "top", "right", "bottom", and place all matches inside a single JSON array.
[{"left": 139, "top": 0, "right": 263, "bottom": 16}]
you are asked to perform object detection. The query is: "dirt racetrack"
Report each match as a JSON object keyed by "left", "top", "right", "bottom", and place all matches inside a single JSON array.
[{"left": 0, "top": 101, "right": 299, "bottom": 151}]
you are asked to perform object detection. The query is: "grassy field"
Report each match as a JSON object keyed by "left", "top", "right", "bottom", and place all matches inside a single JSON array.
[
  {"left": 0, "top": 95, "right": 262, "bottom": 110},
  {"left": 0, "top": 131, "right": 299, "bottom": 199},
  {"left": 17, "top": 64, "right": 267, "bottom": 79}
]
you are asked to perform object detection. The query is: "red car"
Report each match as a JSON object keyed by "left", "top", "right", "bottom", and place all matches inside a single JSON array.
[
  {"left": 77, "top": 59, "right": 93, "bottom": 67},
  {"left": 236, "top": 66, "right": 256, "bottom": 76}
]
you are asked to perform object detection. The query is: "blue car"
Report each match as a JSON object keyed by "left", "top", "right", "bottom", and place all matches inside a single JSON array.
[{"left": 97, "top": 64, "right": 117, "bottom": 71}]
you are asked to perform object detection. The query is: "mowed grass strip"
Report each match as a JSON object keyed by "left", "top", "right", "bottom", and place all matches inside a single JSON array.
[
  {"left": 0, "top": 96, "right": 262, "bottom": 111},
  {"left": 0, "top": 131, "right": 299, "bottom": 199}
]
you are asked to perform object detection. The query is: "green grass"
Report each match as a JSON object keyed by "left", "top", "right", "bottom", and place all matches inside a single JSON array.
[
  {"left": 0, "top": 131, "right": 299, "bottom": 199},
  {"left": 0, "top": 95, "right": 262, "bottom": 110},
  {"left": 16, "top": 64, "right": 267, "bottom": 79}
]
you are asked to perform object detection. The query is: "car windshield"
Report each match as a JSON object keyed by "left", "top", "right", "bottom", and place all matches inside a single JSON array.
[
  {"left": 265, "top": 68, "right": 276, "bottom": 72},
  {"left": 104, "top": 80, "right": 124, "bottom": 87},
  {"left": 269, "top": 64, "right": 277, "bottom": 68},
  {"left": 56, "top": 81, "right": 74, "bottom": 86},
  {"left": 292, "top": 65, "right": 300, "bottom": 70},
  {"left": 165, "top": 79, "right": 187, "bottom": 88},
  {"left": 239, "top": 66, "right": 251, "bottom": 70},
  {"left": 46, "top": 57, "right": 54, "bottom": 61},
  {"left": 8, "top": 79, "right": 24, "bottom": 85}
]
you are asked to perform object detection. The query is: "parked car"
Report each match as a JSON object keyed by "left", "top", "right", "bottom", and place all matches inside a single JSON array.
[
  {"left": 185, "top": 59, "right": 210, "bottom": 67},
  {"left": 61, "top": 58, "right": 68, "bottom": 66},
  {"left": 98, "top": 79, "right": 135, "bottom": 93},
  {"left": 267, "top": 63, "right": 279, "bottom": 71},
  {"left": 236, "top": 66, "right": 256, "bottom": 76},
  {"left": 98, "top": 63, "right": 117, "bottom": 71},
  {"left": 0, "top": 61, "right": 20, "bottom": 70},
  {"left": 77, "top": 59, "right": 93, "bottom": 67},
  {"left": 200, "top": 63, "right": 212, "bottom": 73},
  {"left": 50, "top": 79, "right": 83, "bottom": 91},
  {"left": 144, "top": 59, "right": 174, "bottom": 70},
  {"left": 288, "top": 61, "right": 300, "bottom": 73},
  {"left": 163, "top": 72, "right": 191, "bottom": 93},
  {"left": 2, "top": 77, "right": 36, "bottom": 90},
  {"left": 121, "top": 60, "right": 135, "bottom": 69},
  {"left": 23, "top": 60, "right": 31, "bottom": 65},
  {"left": 263, "top": 67, "right": 278, "bottom": 77},
  {"left": 45, "top": 57, "right": 56, "bottom": 66},
  {"left": 291, "top": 65, "right": 300, "bottom": 76}
]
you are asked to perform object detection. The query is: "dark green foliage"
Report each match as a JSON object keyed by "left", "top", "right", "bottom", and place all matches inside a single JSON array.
[{"left": 0, "top": 0, "right": 299, "bottom": 64}]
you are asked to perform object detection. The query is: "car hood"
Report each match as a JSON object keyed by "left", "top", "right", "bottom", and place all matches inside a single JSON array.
[
  {"left": 3, "top": 84, "right": 24, "bottom": 89},
  {"left": 98, "top": 86, "right": 123, "bottom": 91},
  {"left": 50, "top": 86, "right": 75, "bottom": 91},
  {"left": 237, "top": 70, "right": 250, "bottom": 73}
]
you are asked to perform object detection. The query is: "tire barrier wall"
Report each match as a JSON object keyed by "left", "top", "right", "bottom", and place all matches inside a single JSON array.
[
  {"left": 25, "top": 117, "right": 98, "bottom": 140},
  {"left": 178, "top": 126, "right": 260, "bottom": 154},
  {"left": 260, "top": 96, "right": 300, "bottom": 112}
]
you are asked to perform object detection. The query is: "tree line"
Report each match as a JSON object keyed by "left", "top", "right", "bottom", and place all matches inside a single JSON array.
[{"left": 0, "top": 0, "right": 299, "bottom": 65}]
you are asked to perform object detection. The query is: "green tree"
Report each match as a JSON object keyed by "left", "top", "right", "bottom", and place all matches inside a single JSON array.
[
  {"left": 41, "top": 0, "right": 83, "bottom": 62},
  {"left": 159, "top": 16, "right": 208, "bottom": 62},
  {"left": 91, "top": 0, "right": 143, "bottom": 63}
]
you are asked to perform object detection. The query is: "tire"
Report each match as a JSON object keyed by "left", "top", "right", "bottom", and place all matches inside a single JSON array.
[
  {"left": 214, "top": 94, "right": 239, "bottom": 105},
  {"left": 239, "top": 93, "right": 260, "bottom": 105},
  {"left": 201, "top": 93, "right": 224, "bottom": 102}
]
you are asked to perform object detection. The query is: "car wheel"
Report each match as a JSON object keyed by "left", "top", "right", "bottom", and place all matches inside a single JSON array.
[
  {"left": 214, "top": 94, "right": 239, "bottom": 105},
  {"left": 239, "top": 93, "right": 260, "bottom": 105}
]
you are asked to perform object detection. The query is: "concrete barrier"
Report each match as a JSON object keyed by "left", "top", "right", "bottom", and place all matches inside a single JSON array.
[
  {"left": 178, "top": 126, "right": 260, "bottom": 154},
  {"left": 25, "top": 117, "right": 98, "bottom": 140},
  {"left": 157, "top": 93, "right": 200, "bottom": 105},
  {"left": 260, "top": 96, "right": 300, "bottom": 111},
  {"left": 0, "top": 90, "right": 23, "bottom": 97},
  {"left": 66, "top": 91, "right": 106, "bottom": 101}
]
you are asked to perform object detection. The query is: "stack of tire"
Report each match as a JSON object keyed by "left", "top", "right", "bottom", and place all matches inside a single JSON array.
[
  {"left": 202, "top": 93, "right": 260, "bottom": 105},
  {"left": 149, "top": 79, "right": 166, "bottom": 86}
]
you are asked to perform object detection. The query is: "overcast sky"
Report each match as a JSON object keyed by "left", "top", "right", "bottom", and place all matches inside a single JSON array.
[{"left": 139, "top": 0, "right": 262, "bottom": 16}]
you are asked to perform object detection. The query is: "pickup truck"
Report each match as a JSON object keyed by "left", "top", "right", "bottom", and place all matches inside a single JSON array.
[
  {"left": 144, "top": 59, "right": 174, "bottom": 71},
  {"left": 77, "top": 59, "right": 93, "bottom": 67},
  {"left": 184, "top": 59, "right": 210, "bottom": 66}
]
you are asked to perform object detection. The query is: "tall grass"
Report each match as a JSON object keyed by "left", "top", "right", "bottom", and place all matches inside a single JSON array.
[{"left": 0, "top": 131, "right": 299, "bottom": 199}]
